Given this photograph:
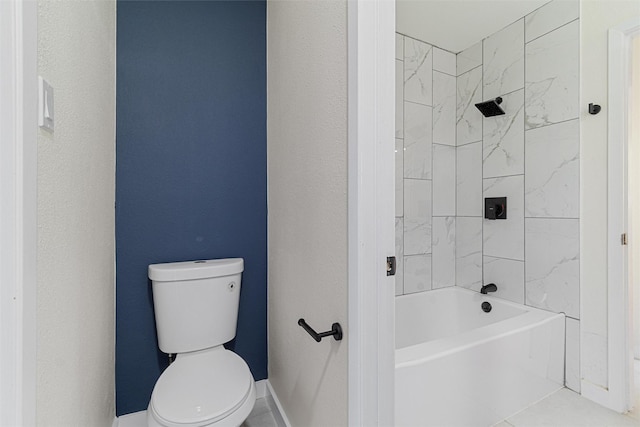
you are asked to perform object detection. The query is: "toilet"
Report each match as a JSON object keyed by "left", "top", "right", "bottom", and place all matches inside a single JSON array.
[{"left": 147, "top": 258, "right": 256, "bottom": 427}]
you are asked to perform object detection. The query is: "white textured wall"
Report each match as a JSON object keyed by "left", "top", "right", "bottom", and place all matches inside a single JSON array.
[
  {"left": 580, "top": 0, "right": 640, "bottom": 390},
  {"left": 37, "top": 1, "right": 116, "bottom": 425},
  {"left": 267, "top": 1, "right": 348, "bottom": 425}
]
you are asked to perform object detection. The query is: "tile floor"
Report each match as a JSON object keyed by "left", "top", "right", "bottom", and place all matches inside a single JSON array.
[
  {"left": 121, "top": 363, "right": 640, "bottom": 427},
  {"left": 242, "top": 375, "right": 640, "bottom": 427},
  {"left": 241, "top": 397, "right": 281, "bottom": 427},
  {"left": 495, "top": 361, "right": 640, "bottom": 427},
  {"left": 118, "top": 397, "right": 282, "bottom": 427},
  {"left": 239, "top": 386, "right": 640, "bottom": 427}
]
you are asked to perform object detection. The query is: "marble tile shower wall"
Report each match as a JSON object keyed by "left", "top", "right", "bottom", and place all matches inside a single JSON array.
[
  {"left": 395, "top": 33, "right": 457, "bottom": 296},
  {"left": 454, "top": 0, "right": 581, "bottom": 392}
]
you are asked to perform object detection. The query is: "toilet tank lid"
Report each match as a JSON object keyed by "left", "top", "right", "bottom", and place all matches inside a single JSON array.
[{"left": 148, "top": 258, "right": 244, "bottom": 282}]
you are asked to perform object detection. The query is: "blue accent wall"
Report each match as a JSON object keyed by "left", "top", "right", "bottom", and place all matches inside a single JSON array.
[{"left": 116, "top": 1, "right": 266, "bottom": 415}]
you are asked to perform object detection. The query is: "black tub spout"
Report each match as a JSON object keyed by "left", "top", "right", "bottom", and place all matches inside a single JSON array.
[{"left": 481, "top": 283, "right": 497, "bottom": 294}]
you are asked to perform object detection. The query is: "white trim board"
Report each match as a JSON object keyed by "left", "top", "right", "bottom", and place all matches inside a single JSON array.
[
  {"left": 347, "top": 0, "right": 396, "bottom": 425},
  {"left": 265, "top": 379, "right": 290, "bottom": 427},
  {"left": 0, "top": 3, "right": 20, "bottom": 421},
  {"left": 589, "top": 16, "right": 640, "bottom": 414},
  {"left": 0, "top": 0, "right": 37, "bottom": 425}
]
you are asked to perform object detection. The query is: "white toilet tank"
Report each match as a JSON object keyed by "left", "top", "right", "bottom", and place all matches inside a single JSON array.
[{"left": 149, "top": 258, "right": 244, "bottom": 354}]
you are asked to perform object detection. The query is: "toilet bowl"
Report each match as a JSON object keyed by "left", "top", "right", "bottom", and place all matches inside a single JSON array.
[{"left": 147, "top": 258, "right": 255, "bottom": 427}]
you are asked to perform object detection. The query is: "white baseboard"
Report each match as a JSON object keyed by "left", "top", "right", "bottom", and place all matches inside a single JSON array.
[
  {"left": 266, "top": 380, "right": 291, "bottom": 427},
  {"left": 255, "top": 378, "right": 268, "bottom": 399},
  {"left": 114, "top": 410, "right": 146, "bottom": 427},
  {"left": 581, "top": 379, "right": 624, "bottom": 413}
]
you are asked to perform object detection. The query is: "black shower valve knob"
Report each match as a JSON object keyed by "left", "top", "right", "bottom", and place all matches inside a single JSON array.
[{"left": 485, "top": 197, "right": 507, "bottom": 220}]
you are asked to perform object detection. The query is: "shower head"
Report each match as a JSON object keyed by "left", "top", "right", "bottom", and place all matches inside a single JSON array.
[{"left": 475, "top": 97, "right": 505, "bottom": 117}]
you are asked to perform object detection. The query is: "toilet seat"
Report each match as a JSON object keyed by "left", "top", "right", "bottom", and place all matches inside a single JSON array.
[{"left": 148, "top": 347, "right": 255, "bottom": 427}]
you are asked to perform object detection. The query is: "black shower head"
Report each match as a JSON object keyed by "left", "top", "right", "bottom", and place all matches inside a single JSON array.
[{"left": 475, "top": 97, "right": 505, "bottom": 117}]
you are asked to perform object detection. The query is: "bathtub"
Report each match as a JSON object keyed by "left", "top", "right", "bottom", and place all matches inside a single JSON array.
[{"left": 395, "top": 287, "right": 565, "bottom": 427}]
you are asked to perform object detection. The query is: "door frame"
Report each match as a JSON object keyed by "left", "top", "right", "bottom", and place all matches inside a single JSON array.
[
  {"left": 602, "top": 16, "right": 640, "bottom": 414},
  {"left": 0, "top": 0, "right": 37, "bottom": 424},
  {"left": 347, "top": 0, "right": 396, "bottom": 425}
]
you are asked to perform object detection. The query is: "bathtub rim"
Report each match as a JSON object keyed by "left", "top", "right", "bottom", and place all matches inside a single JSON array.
[{"left": 395, "top": 287, "right": 566, "bottom": 369}]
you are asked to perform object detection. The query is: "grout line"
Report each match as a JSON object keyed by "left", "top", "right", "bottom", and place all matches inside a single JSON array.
[
  {"left": 395, "top": 31, "right": 457, "bottom": 55},
  {"left": 524, "top": 19, "right": 528, "bottom": 313},
  {"left": 483, "top": 173, "right": 525, "bottom": 180},
  {"left": 525, "top": 17, "right": 580, "bottom": 46},
  {"left": 481, "top": 17, "right": 526, "bottom": 53},
  {"left": 433, "top": 69, "right": 456, "bottom": 78},
  {"left": 401, "top": 34, "right": 406, "bottom": 295},
  {"left": 404, "top": 99, "right": 434, "bottom": 108},
  {"left": 483, "top": 254, "right": 525, "bottom": 263},
  {"left": 455, "top": 53, "right": 458, "bottom": 288},
  {"left": 431, "top": 60, "right": 435, "bottom": 292},
  {"left": 576, "top": 28, "right": 581, "bottom": 321},
  {"left": 403, "top": 177, "right": 432, "bottom": 182},
  {"left": 524, "top": 216, "right": 580, "bottom": 220},
  {"left": 563, "top": 316, "right": 568, "bottom": 387},
  {"left": 481, "top": 38, "right": 485, "bottom": 286},
  {"left": 497, "top": 86, "right": 525, "bottom": 98},
  {"left": 524, "top": 0, "right": 556, "bottom": 26},
  {"left": 458, "top": 63, "right": 483, "bottom": 77},
  {"left": 525, "top": 116, "right": 580, "bottom": 132},
  {"left": 457, "top": 139, "right": 482, "bottom": 148}
]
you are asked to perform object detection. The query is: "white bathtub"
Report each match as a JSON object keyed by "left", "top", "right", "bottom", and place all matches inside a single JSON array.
[{"left": 395, "top": 287, "right": 565, "bottom": 427}]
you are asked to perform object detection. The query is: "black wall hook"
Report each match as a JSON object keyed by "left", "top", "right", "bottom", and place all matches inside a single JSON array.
[
  {"left": 589, "top": 103, "right": 601, "bottom": 115},
  {"left": 298, "top": 318, "right": 343, "bottom": 342}
]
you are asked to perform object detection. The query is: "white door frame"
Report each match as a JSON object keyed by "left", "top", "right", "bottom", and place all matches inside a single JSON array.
[
  {"left": 347, "top": 0, "right": 396, "bottom": 425},
  {"left": 603, "top": 16, "right": 640, "bottom": 414},
  {"left": 0, "top": 0, "right": 37, "bottom": 424}
]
